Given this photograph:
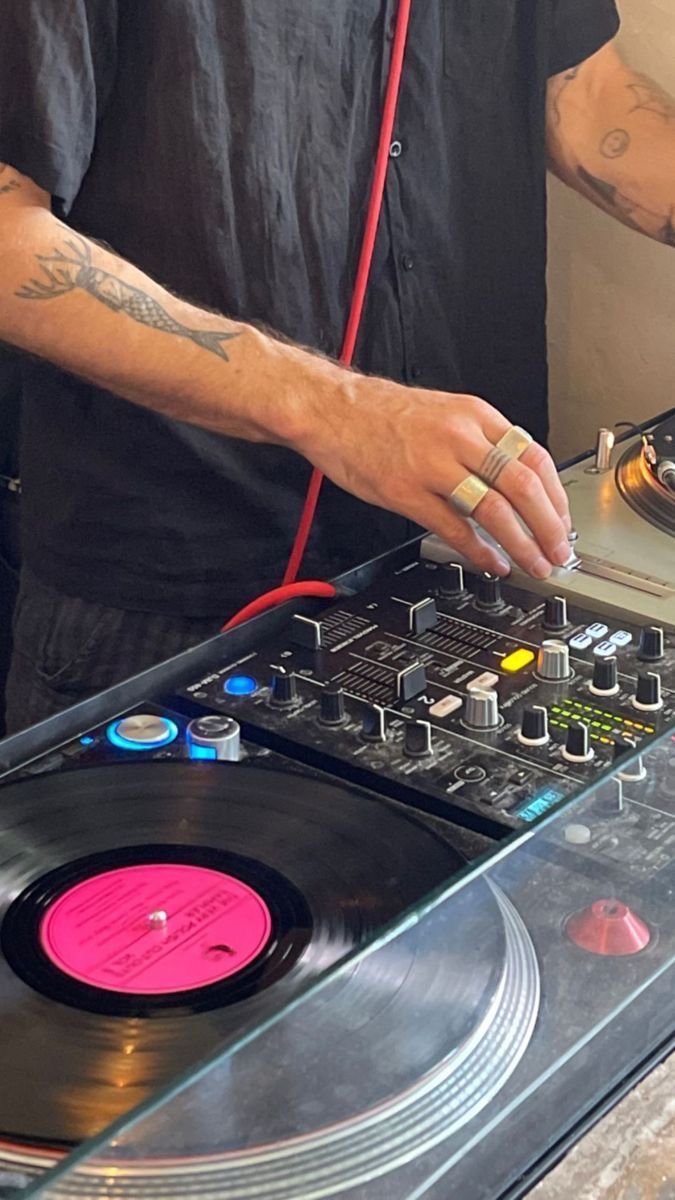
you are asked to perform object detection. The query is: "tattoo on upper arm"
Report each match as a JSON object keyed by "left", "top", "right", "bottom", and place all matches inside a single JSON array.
[
  {"left": 577, "top": 166, "right": 675, "bottom": 246},
  {"left": 628, "top": 77, "right": 675, "bottom": 121},
  {"left": 15, "top": 234, "right": 240, "bottom": 360},
  {"left": 0, "top": 164, "right": 20, "bottom": 196},
  {"left": 600, "top": 129, "right": 630, "bottom": 159},
  {"left": 551, "top": 66, "right": 580, "bottom": 126}
]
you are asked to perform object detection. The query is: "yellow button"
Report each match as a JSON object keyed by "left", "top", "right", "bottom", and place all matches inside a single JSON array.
[{"left": 500, "top": 648, "right": 536, "bottom": 673}]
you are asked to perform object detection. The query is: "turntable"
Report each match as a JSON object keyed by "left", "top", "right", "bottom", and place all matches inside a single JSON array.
[{"left": 616, "top": 410, "right": 675, "bottom": 536}]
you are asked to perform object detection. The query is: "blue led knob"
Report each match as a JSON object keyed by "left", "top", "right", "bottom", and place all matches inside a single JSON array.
[{"left": 107, "top": 714, "right": 179, "bottom": 751}]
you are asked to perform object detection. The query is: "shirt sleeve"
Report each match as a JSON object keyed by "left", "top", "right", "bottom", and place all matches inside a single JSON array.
[
  {"left": 549, "top": 0, "right": 620, "bottom": 76},
  {"left": 0, "top": 0, "right": 118, "bottom": 213}
]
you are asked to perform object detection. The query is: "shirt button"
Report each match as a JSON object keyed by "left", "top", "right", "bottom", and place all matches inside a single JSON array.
[
  {"left": 401, "top": 253, "right": 414, "bottom": 270},
  {"left": 389, "top": 140, "right": 402, "bottom": 158}
]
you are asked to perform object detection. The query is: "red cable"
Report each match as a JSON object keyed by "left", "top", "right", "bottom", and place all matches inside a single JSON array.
[
  {"left": 221, "top": 581, "right": 337, "bottom": 632},
  {"left": 282, "top": 0, "right": 413, "bottom": 586},
  {"left": 221, "top": 1, "right": 412, "bottom": 632}
]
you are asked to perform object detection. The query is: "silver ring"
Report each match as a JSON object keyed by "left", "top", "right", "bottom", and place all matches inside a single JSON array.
[
  {"left": 478, "top": 446, "right": 512, "bottom": 488},
  {"left": 449, "top": 474, "right": 489, "bottom": 517},
  {"left": 496, "top": 424, "right": 533, "bottom": 461}
]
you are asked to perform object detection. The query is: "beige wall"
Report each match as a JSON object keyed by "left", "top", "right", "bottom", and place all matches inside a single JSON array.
[{"left": 547, "top": 0, "right": 675, "bottom": 461}]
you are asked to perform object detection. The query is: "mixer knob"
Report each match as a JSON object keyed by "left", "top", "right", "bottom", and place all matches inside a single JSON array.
[
  {"left": 475, "top": 573, "right": 502, "bottom": 610},
  {"left": 186, "top": 716, "right": 241, "bottom": 761},
  {"left": 590, "top": 656, "right": 619, "bottom": 697},
  {"left": 561, "top": 721, "right": 594, "bottom": 763},
  {"left": 439, "top": 562, "right": 466, "bottom": 596},
  {"left": 543, "top": 595, "right": 568, "bottom": 632},
  {"left": 319, "top": 686, "right": 346, "bottom": 726},
  {"left": 269, "top": 671, "right": 298, "bottom": 707},
  {"left": 517, "top": 705, "right": 549, "bottom": 746},
  {"left": 409, "top": 597, "right": 438, "bottom": 636},
  {"left": 536, "top": 639, "right": 572, "bottom": 682},
  {"left": 361, "top": 703, "right": 387, "bottom": 743},
  {"left": 403, "top": 720, "right": 433, "bottom": 758},
  {"left": 596, "top": 775, "right": 624, "bottom": 818},
  {"left": 613, "top": 734, "right": 646, "bottom": 782},
  {"left": 633, "top": 671, "right": 663, "bottom": 711},
  {"left": 638, "top": 625, "right": 665, "bottom": 663},
  {"left": 464, "top": 688, "right": 501, "bottom": 731}
]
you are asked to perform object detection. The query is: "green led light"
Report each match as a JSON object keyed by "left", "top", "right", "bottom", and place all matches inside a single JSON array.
[{"left": 601, "top": 724, "right": 612, "bottom": 732}]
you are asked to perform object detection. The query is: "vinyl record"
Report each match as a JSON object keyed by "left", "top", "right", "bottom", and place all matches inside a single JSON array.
[{"left": 0, "top": 760, "right": 497, "bottom": 1150}]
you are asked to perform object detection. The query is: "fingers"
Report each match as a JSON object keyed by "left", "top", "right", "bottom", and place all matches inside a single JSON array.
[
  {"left": 411, "top": 495, "right": 512, "bottom": 577},
  {"left": 467, "top": 441, "right": 571, "bottom": 572},
  {"left": 474, "top": 406, "right": 572, "bottom": 535}
]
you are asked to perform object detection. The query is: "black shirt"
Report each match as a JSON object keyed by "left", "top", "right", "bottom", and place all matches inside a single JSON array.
[{"left": 0, "top": 0, "right": 619, "bottom": 616}]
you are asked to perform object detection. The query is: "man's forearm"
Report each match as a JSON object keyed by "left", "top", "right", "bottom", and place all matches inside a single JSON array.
[
  {"left": 0, "top": 174, "right": 345, "bottom": 450},
  {"left": 547, "top": 46, "right": 675, "bottom": 247}
]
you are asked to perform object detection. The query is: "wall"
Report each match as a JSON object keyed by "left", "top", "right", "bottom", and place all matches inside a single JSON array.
[{"left": 547, "top": 0, "right": 675, "bottom": 461}]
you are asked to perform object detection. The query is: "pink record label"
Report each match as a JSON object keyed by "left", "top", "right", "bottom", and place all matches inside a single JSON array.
[{"left": 39, "top": 863, "right": 273, "bottom": 994}]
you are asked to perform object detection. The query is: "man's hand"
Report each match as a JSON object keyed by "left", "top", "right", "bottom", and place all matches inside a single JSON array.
[
  {"left": 547, "top": 42, "right": 675, "bottom": 247},
  {"left": 298, "top": 377, "right": 572, "bottom": 579},
  {"left": 0, "top": 160, "right": 570, "bottom": 580}
]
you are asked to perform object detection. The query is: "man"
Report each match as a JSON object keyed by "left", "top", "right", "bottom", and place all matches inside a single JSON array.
[{"left": 0, "top": 2, "right": 672, "bottom": 732}]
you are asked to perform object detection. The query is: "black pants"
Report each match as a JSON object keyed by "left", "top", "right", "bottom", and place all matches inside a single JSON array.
[{"left": 5, "top": 567, "right": 224, "bottom": 735}]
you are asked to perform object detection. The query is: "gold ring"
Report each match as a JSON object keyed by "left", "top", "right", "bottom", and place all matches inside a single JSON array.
[
  {"left": 496, "top": 424, "right": 533, "bottom": 460},
  {"left": 449, "top": 474, "right": 489, "bottom": 517}
]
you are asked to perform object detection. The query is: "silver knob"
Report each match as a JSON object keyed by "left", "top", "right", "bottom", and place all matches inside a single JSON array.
[
  {"left": 464, "top": 688, "right": 500, "bottom": 731},
  {"left": 187, "top": 715, "right": 241, "bottom": 761},
  {"left": 536, "top": 639, "right": 572, "bottom": 682}
]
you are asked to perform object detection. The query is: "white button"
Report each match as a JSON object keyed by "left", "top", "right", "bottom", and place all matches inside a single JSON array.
[
  {"left": 586, "top": 623, "right": 609, "bottom": 639},
  {"left": 594, "top": 641, "right": 616, "bottom": 658},
  {"left": 610, "top": 630, "right": 632, "bottom": 647},
  {"left": 570, "top": 633, "right": 593, "bottom": 650},
  {"left": 467, "top": 671, "right": 500, "bottom": 691},
  {"left": 564, "top": 824, "right": 592, "bottom": 845},
  {"left": 429, "top": 694, "right": 462, "bottom": 718}
]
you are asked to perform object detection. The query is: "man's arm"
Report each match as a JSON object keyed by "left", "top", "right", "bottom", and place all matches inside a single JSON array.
[
  {"left": 547, "top": 42, "right": 675, "bottom": 246},
  {"left": 0, "top": 162, "right": 572, "bottom": 580}
]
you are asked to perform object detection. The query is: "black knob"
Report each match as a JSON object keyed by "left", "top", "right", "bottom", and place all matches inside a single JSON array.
[
  {"left": 596, "top": 775, "right": 624, "bottom": 817},
  {"left": 403, "top": 720, "right": 433, "bottom": 757},
  {"left": 638, "top": 625, "right": 665, "bottom": 662},
  {"left": 270, "top": 671, "right": 297, "bottom": 707},
  {"left": 590, "top": 656, "right": 619, "bottom": 696},
  {"left": 634, "top": 671, "right": 662, "bottom": 710},
  {"left": 543, "top": 595, "right": 568, "bottom": 632},
  {"left": 361, "top": 704, "right": 386, "bottom": 742},
  {"left": 439, "top": 562, "right": 465, "bottom": 596},
  {"left": 562, "top": 721, "right": 593, "bottom": 762},
  {"left": 518, "top": 705, "right": 549, "bottom": 745},
  {"left": 319, "top": 686, "right": 346, "bottom": 726},
  {"left": 613, "top": 734, "right": 646, "bottom": 782},
  {"left": 475, "top": 573, "right": 502, "bottom": 610}
]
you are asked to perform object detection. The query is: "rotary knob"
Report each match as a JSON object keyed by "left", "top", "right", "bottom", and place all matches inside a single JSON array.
[
  {"left": 590, "top": 656, "right": 619, "bottom": 697},
  {"left": 361, "top": 704, "right": 386, "bottom": 742},
  {"left": 638, "top": 625, "right": 665, "bottom": 662},
  {"left": 536, "top": 639, "right": 572, "bottom": 682},
  {"left": 613, "top": 734, "right": 646, "bottom": 782},
  {"left": 186, "top": 716, "right": 241, "bottom": 761},
  {"left": 403, "top": 720, "right": 433, "bottom": 758},
  {"left": 319, "top": 686, "right": 346, "bottom": 726},
  {"left": 517, "top": 705, "right": 549, "bottom": 746},
  {"left": 464, "top": 688, "right": 500, "bottom": 731},
  {"left": 596, "top": 775, "right": 625, "bottom": 818},
  {"left": 543, "top": 595, "right": 568, "bottom": 632},
  {"left": 269, "top": 671, "right": 298, "bottom": 707},
  {"left": 475, "top": 573, "right": 502, "bottom": 610},
  {"left": 439, "top": 562, "right": 465, "bottom": 597},
  {"left": 561, "top": 720, "right": 594, "bottom": 763},
  {"left": 633, "top": 671, "right": 663, "bottom": 711}
]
